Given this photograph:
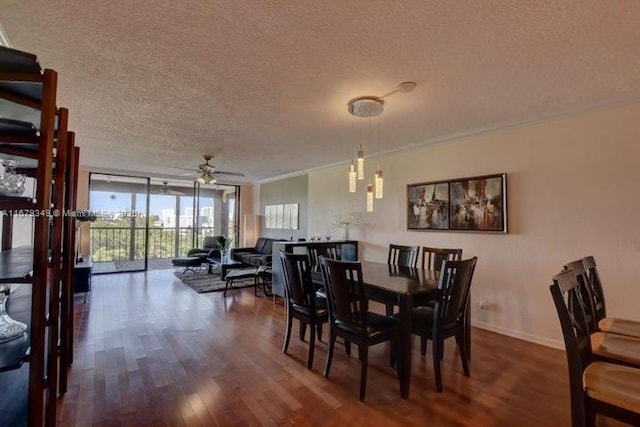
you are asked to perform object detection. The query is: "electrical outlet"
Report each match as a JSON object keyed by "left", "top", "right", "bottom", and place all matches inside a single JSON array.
[{"left": 478, "top": 299, "right": 489, "bottom": 310}]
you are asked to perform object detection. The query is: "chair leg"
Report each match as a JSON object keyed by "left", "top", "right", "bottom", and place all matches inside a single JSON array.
[
  {"left": 385, "top": 303, "right": 394, "bottom": 316},
  {"left": 316, "top": 323, "right": 323, "bottom": 342},
  {"left": 359, "top": 345, "right": 368, "bottom": 401},
  {"left": 420, "top": 336, "right": 428, "bottom": 356},
  {"left": 455, "top": 331, "right": 470, "bottom": 377},
  {"left": 300, "top": 322, "right": 307, "bottom": 341},
  {"left": 324, "top": 330, "right": 336, "bottom": 378},
  {"left": 282, "top": 308, "right": 293, "bottom": 354},
  {"left": 345, "top": 340, "right": 351, "bottom": 356},
  {"left": 432, "top": 338, "right": 443, "bottom": 392},
  {"left": 223, "top": 278, "right": 232, "bottom": 297},
  {"left": 307, "top": 322, "right": 316, "bottom": 369}
]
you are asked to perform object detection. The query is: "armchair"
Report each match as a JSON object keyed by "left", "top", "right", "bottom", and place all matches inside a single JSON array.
[{"left": 187, "top": 235, "right": 226, "bottom": 261}]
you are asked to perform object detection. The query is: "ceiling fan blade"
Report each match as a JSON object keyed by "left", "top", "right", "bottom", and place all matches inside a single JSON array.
[
  {"left": 215, "top": 170, "right": 245, "bottom": 177},
  {"left": 179, "top": 171, "right": 198, "bottom": 176},
  {"left": 171, "top": 166, "right": 198, "bottom": 172}
]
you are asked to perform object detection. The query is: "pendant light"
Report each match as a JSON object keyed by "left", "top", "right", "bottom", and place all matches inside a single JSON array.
[
  {"left": 366, "top": 183, "right": 374, "bottom": 212},
  {"left": 348, "top": 161, "right": 357, "bottom": 192},
  {"left": 374, "top": 167, "right": 383, "bottom": 199},
  {"left": 357, "top": 145, "right": 365, "bottom": 180},
  {"left": 345, "top": 82, "right": 417, "bottom": 211}
]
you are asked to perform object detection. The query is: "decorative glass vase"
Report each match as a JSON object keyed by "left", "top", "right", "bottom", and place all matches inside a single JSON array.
[{"left": 0, "top": 286, "right": 27, "bottom": 344}]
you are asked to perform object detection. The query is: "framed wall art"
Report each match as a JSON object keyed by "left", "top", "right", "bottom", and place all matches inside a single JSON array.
[
  {"left": 407, "top": 180, "right": 450, "bottom": 230},
  {"left": 407, "top": 173, "right": 507, "bottom": 233}
]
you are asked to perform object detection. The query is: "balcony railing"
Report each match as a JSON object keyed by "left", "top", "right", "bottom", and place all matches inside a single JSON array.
[{"left": 90, "top": 226, "right": 221, "bottom": 262}]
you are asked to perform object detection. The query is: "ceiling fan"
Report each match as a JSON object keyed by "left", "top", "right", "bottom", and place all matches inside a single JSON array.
[
  {"left": 175, "top": 155, "right": 245, "bottom": 184},
  {"left": 153, "top": 181, "right": 186, "bottom": 196}
]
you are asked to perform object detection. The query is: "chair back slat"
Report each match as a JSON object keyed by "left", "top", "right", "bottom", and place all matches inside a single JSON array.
[
  {"left": 280, "top": 251, "right": 314, "bottom": 308},
  {"left": 319, "top": 256, "right": 368, "bottom": 332},
  {"left": 581, "top": 255, "right": 607, "bottom": 321},
  {"left": 563, "top": 259, "right": 598, "bottom": 334},
  {"left": 434, "top": 257, "right": 477, "bottom": 328},
  {"left": 307, "top": 243, "right": 340, "bottom": 272},
  {"left": 387, "top": 244, "right": 419, "bottom": 268},
  {"left": 421, "top": 247, "right": 463, "bottom": 270}
]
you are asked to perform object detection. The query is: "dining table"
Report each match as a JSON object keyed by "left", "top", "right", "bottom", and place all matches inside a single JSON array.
[{"left": 358, "top": 260, "right": 439, "bottom": 399}]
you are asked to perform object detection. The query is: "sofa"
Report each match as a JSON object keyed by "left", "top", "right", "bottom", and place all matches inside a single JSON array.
[
  {"left": 230, "top": 237, "right": 277, "bottom": 267},
  {"left": 187, "top": 235, "right": 226, "bottom": 261}
]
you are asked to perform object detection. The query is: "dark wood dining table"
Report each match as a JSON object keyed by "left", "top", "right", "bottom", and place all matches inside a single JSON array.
[{"left": 359, "top": 261, "right": 439, "bottom": 399}]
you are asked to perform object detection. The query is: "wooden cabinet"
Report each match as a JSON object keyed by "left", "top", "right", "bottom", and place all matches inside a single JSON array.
[{"left": 0, "top": 46, "right": 78, "bottom": 426}]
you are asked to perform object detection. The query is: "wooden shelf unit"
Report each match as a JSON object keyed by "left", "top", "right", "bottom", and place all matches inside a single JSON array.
[{"left": 0, "top": 46, "right": 78, "bottom": 427}]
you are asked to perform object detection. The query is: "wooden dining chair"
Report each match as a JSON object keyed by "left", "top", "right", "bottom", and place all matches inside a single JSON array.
[
  {"left": 382, "top": 244, "right": 420, "bottom": 315},
  {"left": 581, "top": 256, "right": 640, "bottom": 339},
  {"left": 421, "top": 247, "right": 463, "bottom": 270},
  {"left": 319, "top": 256, "right": 401, "bottom": 401},
  {"left": 419, "top": 247, "right": 467, "bottom": 357},
  {"left": 307, "top": 243, "right": 340, "bottom": 272},
  {"left": 387, "top": 244, "right": 419, "bottom": 268},
  {"left": 563, "top": 259, "right": 640, "bottom": 369},
  {"left": 404, "top": 257, "right": 477, "bottom": 392},
  {"left": 550, "top": 269, "right": 640, "bottom": 427},
  {"left": 279, "top": 252, "right": 329, "bottom": 369}
]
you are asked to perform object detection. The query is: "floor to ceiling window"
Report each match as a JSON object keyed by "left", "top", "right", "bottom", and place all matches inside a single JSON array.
[{"left": 89, "top": 174, "right": 239, "bottom": 274}]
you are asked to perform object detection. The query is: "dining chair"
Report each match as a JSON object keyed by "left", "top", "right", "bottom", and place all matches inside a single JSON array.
[
  {"left": 387, "top": 244, "right": 419, "bottom": 268},
  {"left": 581, "top": 256, "right": 640, "bottom": 339},
  {"left": 307, "top": 243, "right": 340, "bottom": 272},
  {"left": 279, "top": 252, "right": 329, "bottom": 369},
  {"left": 405, "top": 257, "right": 477, "bottom": 392},
  {"left": 550, "top": 269, "right": 640, "bottom": 427},
  {"left": 382, "top": 244, "right": 420, "bottom": 315},
  {"left": 421, "top": 247, "right": 463, "bottom": 270},
  {"left": 419, "top": 246, "right": 466, "bottom": 357},
  {"left": 562, "top": 259, "right": 640, "bottom": 368},
  {"left": 319, "top": 256, "right": 401, "bottom": 401}
]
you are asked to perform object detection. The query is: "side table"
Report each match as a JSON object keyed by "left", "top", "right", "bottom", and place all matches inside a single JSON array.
[{"left": 74, "top": 258, "right": 92, "bottom": 294}]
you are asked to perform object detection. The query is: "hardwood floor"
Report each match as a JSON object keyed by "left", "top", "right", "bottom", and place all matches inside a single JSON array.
[{"left": 54, "top": 269, "right": 607, "bottom": 426}]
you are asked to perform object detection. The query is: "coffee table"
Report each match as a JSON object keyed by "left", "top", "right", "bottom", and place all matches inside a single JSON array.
[{"left": 207, "top": 257, "right": 243, "bottom": 279}]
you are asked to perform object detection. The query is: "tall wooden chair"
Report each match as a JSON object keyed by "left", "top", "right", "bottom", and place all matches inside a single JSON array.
[
  {"left": 382, "top": 244, "right": 420, "bottom": 315},
  {"left": 319, "top": 256, "right": 400, "bottom": 401},
  {"left": 582, "top": 256, "right": 640, "bottom": 339},
  {"left": 421, "top": 247, "right": 463, "bottom": 270},
  {"left": 405, "top": 257, "right": 477, "bottom": 392},
  {"left": 563, "top": 259, "right": 640, "bottom": 368},
  {"left": 387, "top": 244, "right": 419, "bottom": 268},
  {"left": 279, "top": 252, "right": 329, "bottom": 369},
  {"left": 550, "top": 269, "right": 640, "bottom": 427},
  {"left": 307, "top": 243, "right": 339, "bottom": 272}
]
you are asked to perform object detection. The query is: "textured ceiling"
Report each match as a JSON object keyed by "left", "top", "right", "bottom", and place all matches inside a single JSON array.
[{"left": 1, "top": 1, "right": 639, "bottom": 184}]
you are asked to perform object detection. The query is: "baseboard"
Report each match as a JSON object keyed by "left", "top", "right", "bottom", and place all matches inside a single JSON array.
[{"left": 471, "top": 320, "right": 564, "bottom": 350}]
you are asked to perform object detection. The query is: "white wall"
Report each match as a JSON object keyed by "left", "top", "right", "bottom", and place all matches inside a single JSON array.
[{"left": 307, "top": 101, "right": 640, "bottom": 348}]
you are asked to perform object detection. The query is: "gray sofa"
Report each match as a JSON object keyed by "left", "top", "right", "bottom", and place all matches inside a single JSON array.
[{"left": 230, "top": 237, "right": 277, "bottom": 267}]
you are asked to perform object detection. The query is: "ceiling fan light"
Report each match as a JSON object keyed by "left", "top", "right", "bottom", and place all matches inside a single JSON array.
[{"left": 196, "top": 176, "right": 206, "bottom": 184}]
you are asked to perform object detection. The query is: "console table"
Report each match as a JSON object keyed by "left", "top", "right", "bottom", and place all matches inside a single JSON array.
[{"left": 271, "top": 240, "right": 358, "bottom": 298}]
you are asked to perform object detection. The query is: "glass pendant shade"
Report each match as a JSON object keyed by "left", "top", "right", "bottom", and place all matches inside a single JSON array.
[
  {"left": 348, "top": 162, "right": 356, "bottom": 192},
  {"left": 366, "top": 183, "right": 374, "bottom": 212},
  {"left": 375, "top": 169, "right": 383, "bottom": 199},
  {"left": 357, "top": 145, "right": 364, "bottom": 180}
]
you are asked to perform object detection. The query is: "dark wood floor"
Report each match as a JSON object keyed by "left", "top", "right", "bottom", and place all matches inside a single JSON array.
[{"left": 54, "top": 269, "right": 618, "bottom": 426}]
